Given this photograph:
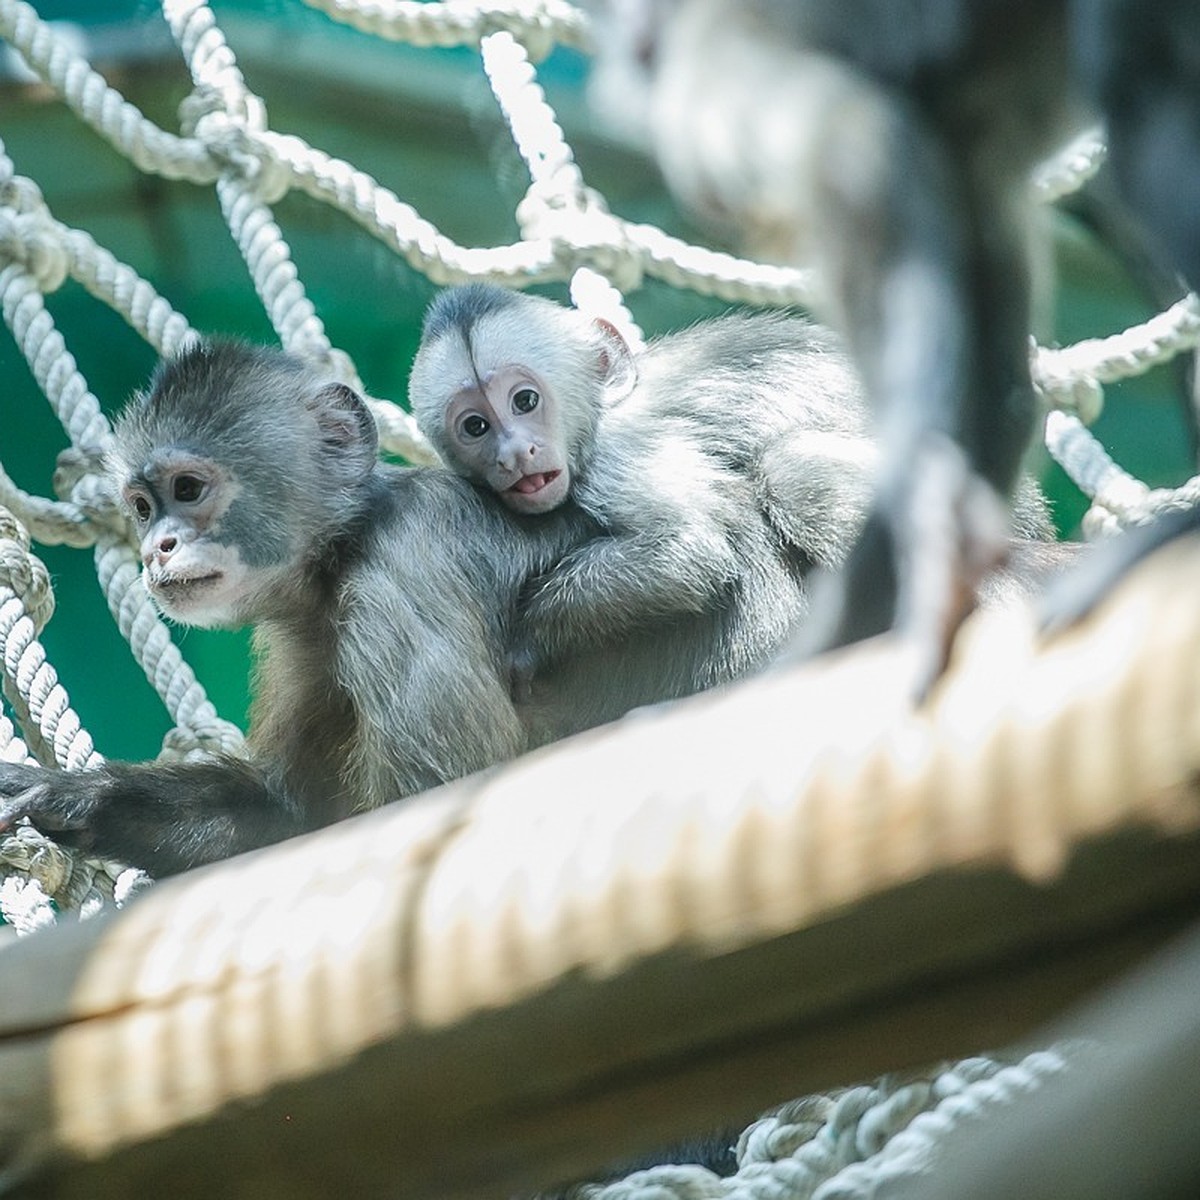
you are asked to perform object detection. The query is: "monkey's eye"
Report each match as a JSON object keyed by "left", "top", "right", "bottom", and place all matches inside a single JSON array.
[
  {"left": 461, "top": 414, "right": 490, "bottom": 439},
  {"left": 173, "top": 475, "right": 205, "bottom": 503},
  {"left": 512, "top": 387, "right": 540, "bottom": 414},
  {"left": 129, "top": 494, "right": 153, "bottom": 524}
]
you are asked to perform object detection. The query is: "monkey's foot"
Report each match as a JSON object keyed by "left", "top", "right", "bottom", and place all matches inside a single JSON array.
[
  {"left": 893, "top": 438, "right": 1014, "bottom": 698},
  {"left": 0, "top": 765, "right": 98, "bottom": 841},
  {"left": 786, "top": 436, "right": 1012, "bottom": 701}
]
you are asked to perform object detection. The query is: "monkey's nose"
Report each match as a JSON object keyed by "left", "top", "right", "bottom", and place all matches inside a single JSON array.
[
  {"left": 147, "top": 535, "right": 177, "bottom": 567},
  {"left": 498, "top": 443, "right": 537, "bottom": 471}
]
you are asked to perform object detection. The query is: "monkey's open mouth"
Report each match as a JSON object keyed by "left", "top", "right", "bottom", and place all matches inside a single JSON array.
[
  {"left": 508, "top": 470, "right": 561, "bottom": 496},
  {"left": 154, "top": 572, "right": 222, "bottom": 596}
]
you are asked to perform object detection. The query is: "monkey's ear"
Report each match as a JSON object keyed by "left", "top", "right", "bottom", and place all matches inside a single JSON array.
[
  {"left": 312, "top": 383, "right": 379, "bottom": 476},
  {"left": 593, "top": 318, "right": 638, "bottom": 404}
]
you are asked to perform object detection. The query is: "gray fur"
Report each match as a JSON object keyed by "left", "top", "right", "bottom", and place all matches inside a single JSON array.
[
  {"left": 0, "top": 341, "right": 604, "bottom": 873},
  {"left": 413, "top": 288, "right": 1069, "bottom": 738}
]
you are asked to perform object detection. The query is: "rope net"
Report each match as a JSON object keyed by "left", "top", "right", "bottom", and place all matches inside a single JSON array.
[
  {"left": 0, "top": 0, "right": 1193, "bottom": 1189},
  {"left": 0, "top": 0, "right": 1194, "bottom": 918}
]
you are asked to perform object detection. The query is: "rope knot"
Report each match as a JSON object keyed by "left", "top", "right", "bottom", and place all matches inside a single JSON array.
[
  {"left": 181, "top": 88, "right": 290, "bottom": 203},
  {"left": 52, "top": 446, "right": 128, "bottom": 539},
  {"left": 477, "top": 3, "right": 557, "bottom": 62},
  {"left": 0, "top": 507, "right": 55, "bottom": 631},
  {"left": 0, "top": 174, "right": 47, "bottom": 216},
  {"left": 0, "top": 822, "right": 72, "bottom": 898},
  {"left": 160, "top": 720, "right": 246, "bottom": 761},
  {"left": 1038, "top": 370, "right": 1104, "bottom": 425},
  {"left": 0, "top": 210, "right": 70, "bottom": 293},
  {"left": 518, "top": 180, "right": 643, "bottom": 291}
]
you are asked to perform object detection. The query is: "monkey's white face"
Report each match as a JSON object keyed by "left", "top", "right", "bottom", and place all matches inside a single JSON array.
[
  {"left": 443, "top": 364, "right": 572, "bottom": 514},
  {"left": 141, "top": 542, "right": 266, "bottom": 628}
]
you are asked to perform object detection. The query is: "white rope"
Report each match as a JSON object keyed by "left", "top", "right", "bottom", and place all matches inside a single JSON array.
[
  {"left": 0, "top": 0, "right": 218, "bottom": 183},
  {"left": 0, "top": 506, "right": 98, "bottom": 774},
  {"left": 299, "top": 0, "right": 591, "bottom": 57},
  {"left": 571, "top": 1049, "right": 1074, "bottom": 1200},
  {"left": 1035, "top": 294, "right": 1200, "bottom": 396},
  {"left": 1032, "top": 129, "right": 1107, "bottom": 203}
]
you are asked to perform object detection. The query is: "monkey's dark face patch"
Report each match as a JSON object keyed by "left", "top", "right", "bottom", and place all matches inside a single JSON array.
[{"left": 421, "top": 281, "right": 521, "bottom": 345}]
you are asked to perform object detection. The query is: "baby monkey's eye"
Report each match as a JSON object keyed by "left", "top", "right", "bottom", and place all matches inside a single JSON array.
[
  {"left": 462, "top": 414, "right": 490, "bottom": 438},
  {"left": 512, "top": 388, "right": 540, "bottom": 414},
  {"left": 173, "top": 475, "right": 205, "bottom": 503},
  {"left": 130, "top": 495, "right": 152, "bottom": 523}
]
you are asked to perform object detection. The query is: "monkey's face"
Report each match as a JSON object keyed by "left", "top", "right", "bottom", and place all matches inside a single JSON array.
[
  {"left": 120, "top": 448, "right": 289, "bottom": 628},
  {"left": 441, "top": 365, "right": 572, "bottom": 515}
]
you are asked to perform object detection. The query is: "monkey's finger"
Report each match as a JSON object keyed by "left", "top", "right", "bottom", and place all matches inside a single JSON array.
[{"left": 0, "top": 784, "right": 93, "bottom": 837}]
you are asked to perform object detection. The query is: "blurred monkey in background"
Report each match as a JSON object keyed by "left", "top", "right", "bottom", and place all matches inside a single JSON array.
[{"left": 587, "top": 0, "right": 1200, "bottom": 684}]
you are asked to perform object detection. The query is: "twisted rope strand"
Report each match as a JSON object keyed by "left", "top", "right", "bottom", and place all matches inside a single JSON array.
[
  {"left": 299, "top": 0, "right": 591, "bottom": 55},
  {"left": 0, "top": 0, "right": 218, "bottom": 183}
]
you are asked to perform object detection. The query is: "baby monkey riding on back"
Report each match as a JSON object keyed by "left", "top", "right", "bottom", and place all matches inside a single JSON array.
[{"left": 410, "top": 284, "right": 1065, "bottom": 690}]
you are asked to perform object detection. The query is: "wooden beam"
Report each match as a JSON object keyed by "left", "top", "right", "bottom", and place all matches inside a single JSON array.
[{"left": 0, "top": 538, "right": 1199, "bottom": 1197}]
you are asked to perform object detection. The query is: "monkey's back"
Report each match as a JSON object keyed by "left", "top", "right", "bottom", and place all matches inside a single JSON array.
[
  {"left": 628, "top": 311, "right": 869, "bottom": 461},
  {"left": 321, "top": 466, "right": 600, "bottom": 805}
]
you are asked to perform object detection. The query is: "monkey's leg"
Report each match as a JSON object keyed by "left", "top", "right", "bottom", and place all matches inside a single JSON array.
[
  {"left": 797, "top": 74, "right": 1036, "bottom": 691},
  {"left": 0, "top": 758, "right": 304, "bottom": 877},
  {"left": 1074, "top": 0, "right": 1200, "bottom": 290}
]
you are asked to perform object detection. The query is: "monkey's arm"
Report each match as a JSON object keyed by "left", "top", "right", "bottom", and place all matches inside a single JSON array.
[
  {"left": 332, "top": 529, "right": 531, "bottom": 805},
  {"left": 0, "top": 758, "right": 304, "bottom": 877},
  {"left": 512, "top": 432, "right": 750, "bottom": 671},
  {"left": 517, "top": 517, "right": 742, "bottom": 670}
]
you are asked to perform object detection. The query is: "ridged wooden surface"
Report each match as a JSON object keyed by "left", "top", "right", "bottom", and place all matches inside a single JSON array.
[{"left": 1, "top": 538, "right": 1199, "bottom": 1196}]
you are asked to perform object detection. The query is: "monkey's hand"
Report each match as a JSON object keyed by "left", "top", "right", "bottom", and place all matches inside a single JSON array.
[
  {"left": 507, "top": 636, "right": 542, "bottom": 704},
  {"left": 0, "top": 758, "right": 305, "bottom": 876},
  {"left": 0, "top": 762, "right": 116, "bottom": 852},
  {"left": 516, "top": 524, "right": 737, "bottom": 668}
]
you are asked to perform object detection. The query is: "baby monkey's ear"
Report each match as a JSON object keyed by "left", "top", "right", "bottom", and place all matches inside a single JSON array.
[{"left": 593, "top": 317, "right": 639, "bottom": 404}]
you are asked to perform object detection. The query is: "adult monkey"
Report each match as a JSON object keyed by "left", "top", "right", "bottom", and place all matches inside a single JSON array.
[
  {"left": 409, "top": 283, "right": 1070, "bottom": 691},
  {"left": 0, "top": 340, "right": 610, "bottom": 876},
  {"left": 586, "top": 0, "right": 1200, "bottom": 689}
]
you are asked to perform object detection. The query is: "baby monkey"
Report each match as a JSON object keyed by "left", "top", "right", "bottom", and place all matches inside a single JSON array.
[{"left": 410, "top": 284, "right": 1066, "bottom": 689}]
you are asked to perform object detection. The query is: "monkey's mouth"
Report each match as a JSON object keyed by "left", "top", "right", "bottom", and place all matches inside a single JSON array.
[
  {"left": 508, "top": 470, "right": 561, "bottom": 496},
  {"left": 152, "top": 572, "right": 223, "bottom": 599}
]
